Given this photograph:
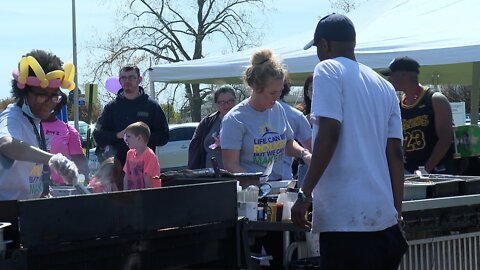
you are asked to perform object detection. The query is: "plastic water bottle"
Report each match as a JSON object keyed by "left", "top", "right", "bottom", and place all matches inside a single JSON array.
[
  {"left": 277, "top": 189, "right": 294, "bottom": 221},
  {"left": 88, "top": 154, "right": 99, "bottom": 178}
]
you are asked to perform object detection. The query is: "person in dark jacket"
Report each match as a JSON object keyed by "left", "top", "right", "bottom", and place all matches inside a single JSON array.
[
  {"left": 188, "top": 85, "right": 236, "bottom": 169},
  {"left": 93, "top": 65, "right": 169, "bottom": 177}
]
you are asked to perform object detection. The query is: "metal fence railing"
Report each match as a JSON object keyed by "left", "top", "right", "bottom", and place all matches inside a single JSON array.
[{"left": 399, "top": 232, "right": 480, "bottom": 270}]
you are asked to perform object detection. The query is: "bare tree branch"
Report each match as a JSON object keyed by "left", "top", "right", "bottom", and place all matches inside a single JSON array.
[{"left": 85, "top": 0, "right": 267, "bottom": 121}]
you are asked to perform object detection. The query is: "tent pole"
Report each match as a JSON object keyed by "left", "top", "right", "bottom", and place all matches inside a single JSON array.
[
  {"left": 471, "top": 62, "right": 480, "bottom": 126},
  {"left": 149, "top": 71, "right": 155, "bottom": 98}
]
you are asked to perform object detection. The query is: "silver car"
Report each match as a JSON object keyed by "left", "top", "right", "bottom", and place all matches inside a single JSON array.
[{"left": 156, "top": 122, "right": 199, "bottom": 171}]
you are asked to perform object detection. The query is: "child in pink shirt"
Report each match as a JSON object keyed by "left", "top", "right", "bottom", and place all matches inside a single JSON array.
[
  {"left": 123, "top": 121, "right": 161, "bottom": 190},
  {"left": 88, "top": 157, "right": 122, "bottom": 193},
  {"left": 42, "top": 92, "right": 89, "bottom": 185}
]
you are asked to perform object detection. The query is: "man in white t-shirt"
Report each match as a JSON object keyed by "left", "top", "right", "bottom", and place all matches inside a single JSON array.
[{"left": 291, "top": 14, "right": 408, "bottom": 270}]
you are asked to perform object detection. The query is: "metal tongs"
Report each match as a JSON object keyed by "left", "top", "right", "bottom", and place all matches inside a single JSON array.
[
  {"left": 74, "top": 174, "right": 91, "bottom": 194},
  {"left": 258, "top": 161, "right": 274, "bottom": 198},
  {"left": 259, "top": 161, "right": 274, "bottom": 183}
]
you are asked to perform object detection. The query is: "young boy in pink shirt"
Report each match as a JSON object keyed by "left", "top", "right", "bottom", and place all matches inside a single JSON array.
[{"left": 123, "top": 121, "right": 161, "bottom": 190}]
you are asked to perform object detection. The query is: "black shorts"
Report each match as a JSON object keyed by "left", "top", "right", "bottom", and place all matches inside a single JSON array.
[{"left": 319, "top": 224, "right": 408, "bottom": 270}]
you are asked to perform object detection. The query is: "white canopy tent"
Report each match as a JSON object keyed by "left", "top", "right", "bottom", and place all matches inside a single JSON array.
[{"left": 149, "top": 0, "right": 480, "bottom": 121}]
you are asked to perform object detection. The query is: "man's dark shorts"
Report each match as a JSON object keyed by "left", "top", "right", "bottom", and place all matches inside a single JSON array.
[{"left": 319, "top": 224, "right": 408, "bottom": 270}]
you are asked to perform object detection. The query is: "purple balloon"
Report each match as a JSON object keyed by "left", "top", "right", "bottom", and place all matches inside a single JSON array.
[{"left": 105, "top": 77, "right": 121, "bottom": 94}]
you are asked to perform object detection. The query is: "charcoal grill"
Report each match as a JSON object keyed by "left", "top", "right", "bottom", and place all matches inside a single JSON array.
[{"left": 0, "top": 180, "right": 239, "bottom": 270}]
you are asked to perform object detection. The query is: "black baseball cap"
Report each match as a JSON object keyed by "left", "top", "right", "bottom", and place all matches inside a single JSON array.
[
  {"left": 380, "top": 57, "right": 420, "bottom": 76},
  {"left": 304, "top": 13, "right": 356, "bottom": 50}
]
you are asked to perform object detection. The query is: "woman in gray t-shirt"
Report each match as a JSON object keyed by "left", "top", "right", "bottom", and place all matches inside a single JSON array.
[
  {"left": 220, "top": 48, "right": 313, "bottom": 269},
  {"left": 220, "top": 49, "right": 312, "bottom": 181}
]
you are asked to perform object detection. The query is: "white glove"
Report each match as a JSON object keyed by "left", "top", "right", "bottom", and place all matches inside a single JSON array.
[{"left": 49, "top": 153, "right": 78, "bottom": 185}]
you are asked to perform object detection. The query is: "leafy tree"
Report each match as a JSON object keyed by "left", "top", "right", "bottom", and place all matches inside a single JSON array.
[
  {"left": 441, "top": 85, "right": 472, "bottom": 113},
  {"left": 160, "top": 103, "right": 181, "bottom": 123},
  {"left": 67, "top": 89, "right": 102, "bottom": 124},
  {"left": 87, "top": 0, "right": 268, "bottom": 122},
  {"left": 67, "top": 102, "right": 103, "bottom": 125}
]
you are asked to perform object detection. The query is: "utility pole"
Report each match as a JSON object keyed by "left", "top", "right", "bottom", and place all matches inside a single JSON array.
[{"left": 72, "top": 0, "right": 79, "bottom": 130}]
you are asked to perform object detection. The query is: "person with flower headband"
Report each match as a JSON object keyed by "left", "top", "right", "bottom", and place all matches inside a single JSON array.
[{"left": 0, "top": 49, "right": 79, "bottom": 200}]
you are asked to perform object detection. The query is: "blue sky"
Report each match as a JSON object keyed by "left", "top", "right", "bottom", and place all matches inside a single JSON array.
[{"left": 0, "top": 0, "right": 332, "bottom": 100}]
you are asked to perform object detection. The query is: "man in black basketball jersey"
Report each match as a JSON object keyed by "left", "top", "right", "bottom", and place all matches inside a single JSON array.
[{"left": 381, "top": 57, "right": 453, "bottom": 174}]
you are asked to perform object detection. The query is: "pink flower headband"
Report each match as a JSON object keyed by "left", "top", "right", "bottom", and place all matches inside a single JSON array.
[{"left": 12, "top": 56, "right": 76, "bottom": 91}]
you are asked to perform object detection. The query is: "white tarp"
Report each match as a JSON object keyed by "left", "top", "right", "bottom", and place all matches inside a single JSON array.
[{"left": 149, "top": 0, "right": 480, "bottom": 85}]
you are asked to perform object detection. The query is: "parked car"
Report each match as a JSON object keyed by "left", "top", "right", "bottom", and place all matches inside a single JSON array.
[
  {"left": 465, "top": 113, "right": 480, "bottom": 125},
  {"left": 68, "top": 121, "right": 95, "bottom": 147},
  {"left": 156, "top": 122, "right": 199, "bottom": 171}
]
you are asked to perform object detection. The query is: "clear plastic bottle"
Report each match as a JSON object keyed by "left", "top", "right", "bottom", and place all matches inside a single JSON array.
[
  {"left": 88, "top": 151, "right": 99, "bottom": 178},
  {"left": 286, "top": 188, "right": 298, "bottom": 202},
  {"left": 246, "top": 185, "right": 259, "bottom": 202}
]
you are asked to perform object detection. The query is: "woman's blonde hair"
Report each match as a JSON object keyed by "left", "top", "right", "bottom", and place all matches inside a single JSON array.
[{"left": 242, "top": 49, "right": 287, "bottom": 92}]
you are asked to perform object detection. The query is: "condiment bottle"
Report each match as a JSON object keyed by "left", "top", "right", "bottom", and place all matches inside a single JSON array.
[
  {"left": 277, "top": 190, "right": 290, "bottom": 221},
  {"left": 257, "top": 203, "right": 265, "bottom": 221},
  {"left": 276, "top": 203, "right": 284, "bottom": 222},
  {"left": 267, "top": 197, "right": 277, "bottom": 222}
]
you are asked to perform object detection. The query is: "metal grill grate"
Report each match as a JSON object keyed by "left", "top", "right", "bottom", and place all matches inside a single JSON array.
[{"left": 399, "top": 232, "right": 480, "bottom": 270}]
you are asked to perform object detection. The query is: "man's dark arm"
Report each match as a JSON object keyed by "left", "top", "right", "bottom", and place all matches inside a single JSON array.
[
  {"left": 301, "top": 117, "right": 341, "bottom": 196},
  {"left": 425, "top": 93, "right": 453, "bottom": 172},
  {"left": 386, "top": 138, "right": 405, "bottom": 217},
  {"left": 291, "top": 117, "right": 341, "bottom": 229}
]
